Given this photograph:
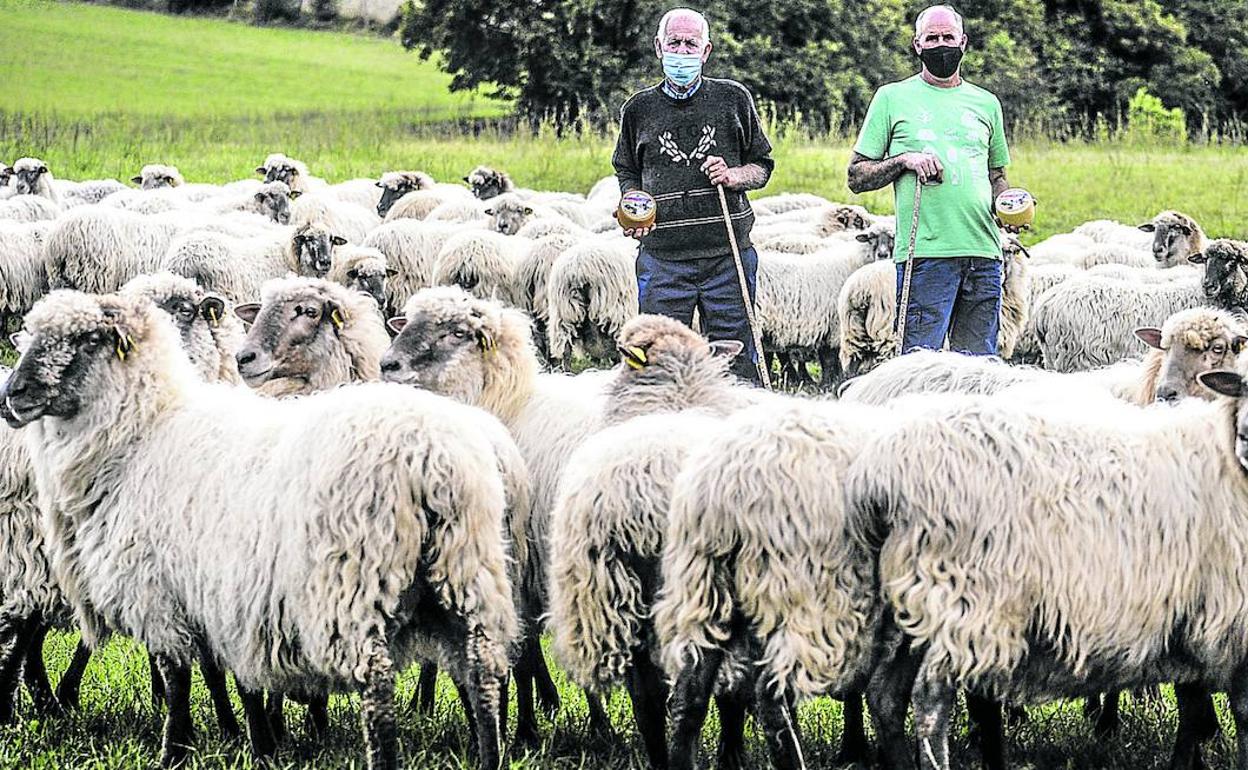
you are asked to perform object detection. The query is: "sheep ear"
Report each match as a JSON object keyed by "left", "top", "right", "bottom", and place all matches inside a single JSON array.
[
  {"left": 462, "top": 176, "right": 471, "bottom": 184},
  {"left": 288, "top": 189, "right": 302, "bottom": 200},
  {"left": 325, "top": 302, "right": 347, "bottom": 330},
  {"left": 619, "top": 345, "right": 648, "bottom": 370},
  {"left": 1234, "top": 336, "right": 1248, "bottom": 355},
  {"left": 199, "top": 296, "right": 226, "bottom": 327},
  {"left": 854, "top": 215, "right": 867, "bottom": 229},
  {"left": 254, "top": 192, "right": 266, "bottom": 202},
  {"left": 8, "top": 332, "right": 29, "bottom": 352},
  {"left": 523, "top": 207, "right": 533, "bottom": 216},
  {"left": 1134, "top": 327, "right": 1163, "bottom": 350},
  {"left": 331, "top": 235, "right": 347, "bottom": 246},
  {"left": 375, "top": 181, "right": 384, "bottom": 188},
  {"left": 1179, "top": 225, "right": 1193, "bottom": 235},
  {"left": 483, "top": 208, "right": 494, "bottom": 216},
  {"left": 386, "top": 317, "right": 408, "bottom": 336},
  {"left": 234, "top": 303, "right": 261, "bottom": 326},
  {"left": 254, "top": 166, "right": 267, "bottom": 175},
  {"left": 1199, "top": 369, "right": 1246, "bottom": 398},
  {"left": 855, "top": 232, "right": 871, "bottom": 242},
  {"left": 386, "top": 268, "right": 398, "bottom": 277},
  {"left": 131, "top": 175, "right": 143, "bottom": 184},
  {"left": 1138, "top": 223, "right": 1156, "bottom": 232},
  {"left": 114, "top": 330, "right": 134, "bottom": 361},
  {"left": 1188, "top": 252, "right": 1207, "bottom": 265},
  {"left": 708, "top": 339, "right": 745, "bottom": 359},
  {"left": 476, "top": 328, "right": 496, "bottom": 353}
]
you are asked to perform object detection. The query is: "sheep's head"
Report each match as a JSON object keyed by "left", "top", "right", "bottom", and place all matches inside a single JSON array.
[
  {"left": 254, "top": 181, "right": 292, "bottom": 225},
  {"left": 1197, "top": 368, "right": 1248, "bottom": 472},
  {"left": 1140, "top": 210, "right": 1203, "bottom": 267},
  {"left": 380, "top": 287, "right": 514, "bottom": 406},
  {"left": 0, "top": 164, "right": 12, "bottom": 189},
  {"left": 256, "top": 153, "right": 304, "bottom": 187},
  {"left": 817, "top": 204, "right": 872, "bottom": 238},
  {"left": 332, "top": 247, "right": 394, "bottom": 310},
  {"left": 376, "top": 171, "right": 434, "bottom": 217},
  {"left": 290, "top": 222, "right": 346, "bottom": 277},
  {"left": 484, "top": 193, "right": 533, "bottom": 236},
  {"left": 2, "top": 290, "right": 150, "bottom": 427},
  {"left": 1190, "top": 239, "right": 1248, "bottom": 312},
  {"left": 855, "top": 223, "right": 896, "bottom": 262},
  {"left": 615, "top": 314, "right": 741, "bottom": 377},
  {"left": 233, "top": 277, "right": 355, "bottom": 389},
  {"left": 132, "top": 164, "right": 183, "bottom": 190},
  {"left": 1136, "top": 308, "right": 1248, "bottom": 405},
  {"left": 12, "top": 157, "right": 49, "bottom": 196},
  {"left": 464, "top": 165, "right": 514, "bottom": 200},
  {"left": 120, "top": 272, "right": 231, "bottom": 383}
]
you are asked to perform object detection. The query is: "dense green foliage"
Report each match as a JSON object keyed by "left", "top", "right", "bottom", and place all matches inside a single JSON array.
[{"left": 403, "top": 0, "right": 1248, "bottom": 133}]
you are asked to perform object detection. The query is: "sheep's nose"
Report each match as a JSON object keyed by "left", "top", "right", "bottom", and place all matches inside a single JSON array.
[
  {"left": 1155, "top": 385, "right": 1180, "bottom": 404},
  {"left": 236, "top": 350, "right": 256, "bottom": 368},
  {"left": 3, "top": 375, "right": 27, "bottom": 400},
  {"left": 379, "top": 356, "right": 402, "bottom": 378}
]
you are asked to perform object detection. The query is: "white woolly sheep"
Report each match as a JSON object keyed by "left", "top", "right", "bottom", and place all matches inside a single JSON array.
[
  {"left": 375, "top": 171, "right": 434, "bottom": 217},
  {"left": 425, "top": 196, "right": 489, "bottom": 225},
  {"left": 1087, "top": 263, "right": 1200, "bottom": 283},
  {"left": 1073, "top": 217, "right": 1155, "bottom": 251},
  {"left": 380, "top": 286, "right": 615, "bottom": 743},
  {"left": 44, "top": 206, "right": 183, "bottom": 294},
  {"left": 1140, "top": 210, "right": 1207, "bottom": 268},
  {"left": 1011, "top": 262, "right": 1081, "bottom": 364},
  {"left": 327, "top": 245, "right": 393, "bottom": 311},
  {"left": 119, "top": 271, "right": 244, "bottom": 385},
  {"left": 290, "top": 191, "right": 379, "bottom": 244},
  {"left": 132, "top": 164, "right": 185, "bottom": 190},
  {"left": 0, "top": 221, "right": 52, "bottom": 334},
  {"left": 431, "top": 230, "right": 532, "bottom": 306},
  {"left": 546, "top": 237, "right": 639, "bottom": 368},
  {"left": 0, "top": 194, "right": 60, "bottom": 223},
  {"left": 512, "top": 233, "right": 579, "bottom": 364},
  {"left": 255, "top": 153, "right": 325, "bottom": 195},
  {"left": 751, "top": 192, "right": 835, "bottom": 217},
  {"left": 1033, "top": 274, "right": 1203, "bottom": 371},
  {"left": 362, "top": 219, "right": 462, "bottom": 315},
  {"left": 843, "top": 386, "right": 1248, "bottom": 769},
  {"left": 1190, "top": 238, "right": 1248, "bottom": 314},
  {"left": 3, "top": 289, "right": 522, "bottom": 770},
  {"left": 485, "top": 193, "right": 570, "bottom": 236},
  {"left": 9, "top": 158, "right": 58, "bottom": 203},
  {"left": 323, "top": 177, "right": 383, "bottom": 212},
  {"left": 211, "top": 180, "right": 293, "bottom": 224},
  {"left": 162, "top": 226, "right": 294, "bottom": 304}
]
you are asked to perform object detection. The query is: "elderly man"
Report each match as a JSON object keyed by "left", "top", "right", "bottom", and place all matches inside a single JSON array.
[
  {"left": 847, "top": 4, "right": 1012, "bottom": 358},
  {"left": 612, "top": 7, "right": 775, "bottom": 384}
]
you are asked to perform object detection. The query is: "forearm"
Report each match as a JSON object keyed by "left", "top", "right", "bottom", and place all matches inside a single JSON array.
[
  {"left": 726, "top": 163, "right": 769, "bottom": 191},
  {"left": 990, "top": 167, "right": 1008, "bottom": 201},
  {"left": 847, "top": 154, "right": 909, "bottom": 194}
]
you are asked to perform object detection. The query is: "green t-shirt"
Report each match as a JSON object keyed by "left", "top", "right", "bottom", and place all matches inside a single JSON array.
[{"left": 854, "top": 75, "right": 1010, "bottom": 262}]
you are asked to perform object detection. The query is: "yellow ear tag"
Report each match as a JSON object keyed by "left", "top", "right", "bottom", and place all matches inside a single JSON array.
[
  {"left": 207, "top": 306, "right": 219, "bottom": 327},
  {"left": 479, "top": 334, "right": 495, "bottom": 354},
  {"left": 625, "top": 357, "right": 643, "bottom": 370},
  {"left": 628, "top": 346, "right": 647, "bottom": 364},
  {"left": 331, "top": 309, "right": 346, "bottom": 329},
  {"left": 116, "top": 335, "right": 134, "bottom": 362}
]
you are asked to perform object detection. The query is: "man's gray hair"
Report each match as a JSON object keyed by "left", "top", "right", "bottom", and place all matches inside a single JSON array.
[
  {"left": 656, "top": 8, "right": 711, "bottom": 44},
  {"left": 914, "top": 5, "right": 963, "bottom": 36}
]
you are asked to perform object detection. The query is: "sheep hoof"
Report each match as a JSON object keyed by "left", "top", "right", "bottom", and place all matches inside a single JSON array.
[{"left": 832, "top": 740, "right": 869, "bottom": 767}]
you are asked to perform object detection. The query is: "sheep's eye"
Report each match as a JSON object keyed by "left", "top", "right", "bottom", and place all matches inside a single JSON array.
[
  {"left": 1212, "top": 344, "right": 1227, "bottom": 355},
  {"left": 347, "top": 269, "right": 359, "bottom": 280},
  {"left": 83, "top": 330, "right": 106, "bottom": 349},
  {"left": 451, "top": 328, "right": 468, "bottom": 339}
]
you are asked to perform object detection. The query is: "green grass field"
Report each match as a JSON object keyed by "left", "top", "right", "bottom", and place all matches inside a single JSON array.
[{"left": 3, "top": 2, "right": 1248, "bottom": 767}]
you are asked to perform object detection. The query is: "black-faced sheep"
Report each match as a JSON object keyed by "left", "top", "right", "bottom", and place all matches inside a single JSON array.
[
  {"left": 464, "top": 165, "right": 515, "bottom": 200},
  {"left": 546, "top": 238, "right": 639, "bottom": 369},
  {"left": 1140, "top": 210, "right": 1207, "bottom": 268},
  {"left": 1190, "top": 238, "right": 1248, "bottom": 314},
  {"left": 328, "top": 245, "right": 394, "bottom": 311},
  {"left": 376, "top": 171, "right": 434, "bottom": 217},
  {"left": 132, "top": 164, "right": 185, "bottom": 190},
  {"left": 255, "top": 153, "right": 325, "bottom": 195}
]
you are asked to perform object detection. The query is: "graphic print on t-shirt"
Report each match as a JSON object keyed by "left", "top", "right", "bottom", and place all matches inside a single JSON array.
[{"left": 658, "top": 125, "right": 717, "bottom": 166}]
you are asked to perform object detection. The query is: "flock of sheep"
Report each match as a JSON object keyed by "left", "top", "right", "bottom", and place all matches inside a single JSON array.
[{"left": 1, "top": 151, "right": 1247, "bottom": 770}]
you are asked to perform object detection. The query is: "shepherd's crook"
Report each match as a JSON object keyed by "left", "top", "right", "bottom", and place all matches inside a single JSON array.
[{"left": 716, "top": 184, "right": 771, "bottom": 390}]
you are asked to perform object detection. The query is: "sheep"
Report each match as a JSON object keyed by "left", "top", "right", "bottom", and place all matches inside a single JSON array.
[
  {"left": 232, "top": 276, "right": 390, "bottom": 398},
  {"left": 431, "top": 230, "right": 532, "bottom": 306},
  {"left": 1012, "top": 262, "right": 1080, "bottom": 364},
  {"left": 255, "top": 152, "right": 325, "bottom": 195},
  {"left": 3, "top": 289, "right": 522, "bottom": 770},
  {"left": 464, "top": 165, "right": 515, "bottom": 200},
  {"left": 375, "top": 171, "right": 434, "bottom": 217},
  {"left": 1140, "top": 209, "right": 1207, "bottom": 268},
  {"left": 1067, "top": 242, "right": 1155, "bottom": 270},
  {"left": 324, "top": 177, "right": 383, "bottom": 212},
  {"left": 119, "top": 272, "right": 244, "bottom": 385},
  {"left": 752, "top": 231, "right": 827, "bottom": 255},
  {"left": 512, "top": 233, "right": 579, "bottom": 364},
  {"left": 327, "top": 245, "right": 393, "bottom": 311},
  {"left": 1190, "top": 238, "right": 1248, "bottom": 315},
  {"left": 162, "top": 227, "right": 294, "bottom": 304},
  {"left": 380, "top": 286, "right": 616, "bottom": 744},
  {"left": 425, "top": 196, "right": 489, "bottom": 225},
  {"left": 1134, "top": 307, "right": 1248, "bottom": 404},
  {"left": 213, "top": 180, "right": 293, "bottom": 224},
  {"left": 546, "top": 237, "right": 639, "bottom": 369},
  {"left": 1027, "top": 232, "right": 1096, "bottom": 264},
  {"left": 750, "top": 192, "right": 835, "bottom": 217},
  {"left": 132, "top": 164, "right": 185, "bottom": 190},
  {"left": 290, "top": 192, "right": 380, "bottom": 244},
  {"left": 1073, "top": 217, "right": 1155, "bottom": 251},
  {"left": 485, "top": 193, "right": 569, "bottom": 236},
  {"left": 44, "top": 206, "right": 182, "bottom": 294},
  {"left": 0, "top": 194, "right": 60, "bottom": 223},
  {"left": 9, "top": 158, "right": 58, "bottom": 203},
  {"left": 0, "top": 221, "right": 51, "bottom": 333},
  {"left": 0, "top": 164, "right": 12, "bottom": 198},
  {"left": 1033, "top": 275, "right": 1203, "bottom": 371},
  {"left": 841, "top": 385, "right": 1248, "bottom": 770},
  {"left": 286, "top": 220, "right": 348, "bottom": 279},
  {"left": 362, "top": 219, "right": 462, "bottom": 315}
]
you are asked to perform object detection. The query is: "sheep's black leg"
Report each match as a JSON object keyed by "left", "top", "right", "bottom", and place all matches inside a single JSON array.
[
  {"left": 22, "top": 619, "right": 59, "bottom": 716},
  {"left": 715, "top": 686, "right": 749, "bottom": 770},
  {"left": 265, "top": 692, "right": 288, "bottom": 742},
  {"left": 817, "top": 347, "right": 843, "bottom": 392},
  {"left": 1093, "top": 689, "right": 1121, "bottom": 737},
  {"left": 912, "top": 654, "right": 956, "bottom": 770},
  {"left": 465, "top": 632, "right": 505, "bottom": 770},
  {"left": 195, "top": 644, "right": 239, "bottom": 739},
  {"left": 238, "top": 684, "right": 277, "bottom": 759},
  {"left": 513, "top": 636, "right": 541, "bottom": 747},
  {"left": 586, "top": 690, "right": 613, "bottom": 742},
  {"left": 55, "top": 639, "right": 91, "bottom": 711},
  {"left": 531, "top": 642, "right": 560, "bottom": 716},
  {"left": 1170, "top": 682, "right": 1212, "bottom": 770},
  {"left": 1228, "top": 667, "right": 1248, "bottom": 770},
  {"left": 867, "top": 627, "right": 923, "bottom": 770},
  {"left": 410, "top": 662, "right": 438, "bottom": 714},
  {"left": 624, "top": 647, "right": 668, "bottom": 770},
  {"left": 156, "top": 655, "right": 194, "bottom": 768},
  {"left": 966, "top": 693, "right": 1005, "bottom": 770},
  {"left": 455, "top": 678, "right": 480, "bottom": 752},
  {"left": 148, "top": 651, "right": 166, "bottom": 712},
  {"left": 668, "top": 647, "right": 723, "bottom": 770},
  {"left": 359, "top": 640, "right": 399, "bottom": 770},
  {"left": 0, "top": 616, "right": 38, "bottom": 724},
  {"left": 834, "top": 691, "right": 870, "bottom": 766},
  {"left": 305, "top": 692, "right": 330, "bottom": 739},
  {"left": 751, "top": 654, "right": 805, "bottom": 770}
]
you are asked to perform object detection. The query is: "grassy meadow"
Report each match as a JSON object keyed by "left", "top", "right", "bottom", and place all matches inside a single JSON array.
[{"left": 2, "top": 1, "right": 1248, "bottom": 767}]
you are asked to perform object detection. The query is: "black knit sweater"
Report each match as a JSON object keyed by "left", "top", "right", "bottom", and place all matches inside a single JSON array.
[{"left": 612, "top": 78, "right": 775, "bottom": 260}]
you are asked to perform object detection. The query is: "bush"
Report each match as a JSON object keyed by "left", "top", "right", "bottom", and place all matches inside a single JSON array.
[{"left": 1127, "top": 86, "right": 1188, "bottom": 143}]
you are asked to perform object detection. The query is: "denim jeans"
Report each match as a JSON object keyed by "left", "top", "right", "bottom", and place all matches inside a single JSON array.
[{"left": 894, "top": 257, "right": 1002, "bottom": 355}]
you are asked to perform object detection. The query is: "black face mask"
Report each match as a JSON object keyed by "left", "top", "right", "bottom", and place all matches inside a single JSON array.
[{"left": 919, "top": 45, "right": 963, "bottom": 79}]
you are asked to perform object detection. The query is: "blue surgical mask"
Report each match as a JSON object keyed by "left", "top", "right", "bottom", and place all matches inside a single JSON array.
[{"left": 662, "top": 52, "right": 703, "bottom": 87}]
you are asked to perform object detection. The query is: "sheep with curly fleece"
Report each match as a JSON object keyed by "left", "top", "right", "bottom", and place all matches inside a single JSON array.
[
  {"left": 255, "top": 153, "right": 326, "bottom": 195},
  {"left": 1190, "top": 238, "right": 1248, "bottom": 315},
  {"left": 0, "top": 194, "right": 60, "bottom": 223},
  {"left": 120, "top": 272, "right": 244, "bottom": 385},
  {"left": 163, "top": 226, "right": 294, "bottom": 304},
  {"left": 464, "top": 165, "right": 515, "bottom": 200},
  {"left": 380, "top": 286, "right": 615, "bottom": 745},
  {"left": 131, "top": 164, "right": 185, "bottom": 190},
  {"left": 432, "top": 230, "right": 533, "bottom": 306},
  {"left": 362, "top": 219, "right": 462, "bottom": 315},
  {"left": 2, "top": 289, "right": 521, "bottom": 770},
  {"left": 1133, "top": 306, "right": 1248, "bottom": 404},
  {"left": 44, "top": 207, "right": 182, "bottom": 294},
  {"left": 1011, "top": 262, "right": 1080, "bottom": 364},
  {"left": 512, "top": 233, "right": 580, "bottom": 364},
  {"left": 546, "top": 237, "right": 639, "bottom": 369},
  {"left": 750, "top": 192, "right": 835, "bottom": 217},
  {"left": 291, "top": 192, "right": 380, "bottom": 244},
  {"left": 1033, "top": 274, "right": 1203, "bottom": 371},
  {"left": 1140, "top": 209, "right": 1207, "bottom": 268},
  {"left": 9, "top": 158, "right": 59, "bottom": 204},
  {"left": 843, "top": 382, "right": 1248, "bottom": 770},
  {"left": 375, "top": 171, "right": 434, "bottom": 217},
  {"left": 0, "top": 221, "right": 51, "bottom": 334},
  {"left": 233, "top": 276, "right": 390, "bottom": 398},
  {"left": 327, "top": 245, "right": 393, "bottom": 312},
  {"left": 1073, "top": 217, "right": 1155, "bottom": 251}
]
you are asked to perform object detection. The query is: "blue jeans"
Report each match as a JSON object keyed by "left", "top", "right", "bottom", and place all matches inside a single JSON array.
[
  {"left": 636, "top": 247, "right": 760, "bottom": 384},
  {"left": 894, "top": 257, "right": 1002, "bottom": 356}
]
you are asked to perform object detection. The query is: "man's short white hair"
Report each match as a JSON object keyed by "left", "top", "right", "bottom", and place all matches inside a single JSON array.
[
  {"left": 914, "top": 5, "right": 963, "bottom": 36},
  {"left": 656, "top": 8, "right": 710, "bottom": 43}
]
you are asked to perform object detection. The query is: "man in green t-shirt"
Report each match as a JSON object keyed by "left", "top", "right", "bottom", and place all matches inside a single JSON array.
[{"left": 847, "top": 4, "right": 1013, "bottom": 358}]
